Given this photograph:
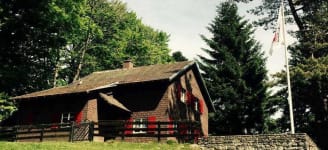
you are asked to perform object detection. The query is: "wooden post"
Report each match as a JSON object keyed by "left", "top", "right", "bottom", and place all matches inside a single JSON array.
[
  {"left": 40, "top": 126, "right": 44, "bottom": 142},
  {"left": 188, "top": 121, "right": 191, "bottom": 143},
  {"left": 176, "top": 121, "right": 180, "bottom": 143},
  {"left": 69, "top": 122, "right": 75, "bottom": 142},
  {"left": 88, "top": 122, "right": 94, "bottom": 141},
  {"left": 195, "top": 121, "right": 201, "bottom": 144},
  {"left": 121, "top": 120, "right": 125, "bottom": 141},
  {"left": 13, "top": 126, "right": 18, "bottom": 142},
  {"left": 157, "top": 121, "right": 160, "bottom": 142},
  {"left": 193, "top": 122, "right": 196, "bottom": 144}
]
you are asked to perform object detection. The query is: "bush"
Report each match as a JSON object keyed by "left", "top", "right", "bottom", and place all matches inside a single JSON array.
[{"left": 0, "top": 92, "right": 16, "bottom": 122}]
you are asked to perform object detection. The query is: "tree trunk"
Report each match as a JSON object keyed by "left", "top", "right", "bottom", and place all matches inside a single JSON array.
[
  {"left": 53, "top": 50, "right": 62, "bottom": 87},
  {"left": 287, "top": 0, "right": 304, "bottom": 31},
  {"left": 53, "top": 63, "right": 60, "bottom": 87},
  {"left": 72, "top": 1, "right": 94, "bottom": 82},
  {"left": 72, "top": 35, "right": 90, "bottom": 82}
]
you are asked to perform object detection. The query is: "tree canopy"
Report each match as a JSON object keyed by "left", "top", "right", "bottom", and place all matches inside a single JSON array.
[{"left": 0, "top": 0, "right": 173, "bottom": 96}]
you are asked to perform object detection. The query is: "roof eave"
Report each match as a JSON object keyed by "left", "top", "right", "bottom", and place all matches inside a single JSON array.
[
  {"left": 168, "top": 61, "right": 195, "bottom": 82},
  {"left": 11, "top": 90, "right": 87, "bottom": 101},
  {"left": 192, "top": 63, "right": 216, "bottom": 112},
  {"left": 12, "top": 79, "right": 168, "bottom": 101}
]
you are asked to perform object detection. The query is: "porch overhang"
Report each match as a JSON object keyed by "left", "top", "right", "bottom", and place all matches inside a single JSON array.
[{"left": 99, "top": 93, "right": 131, "bottom": 112}]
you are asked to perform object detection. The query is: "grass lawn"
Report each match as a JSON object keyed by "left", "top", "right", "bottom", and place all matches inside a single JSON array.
[{"left": 0, "top": 141, "right": 200, "bottom": 150}]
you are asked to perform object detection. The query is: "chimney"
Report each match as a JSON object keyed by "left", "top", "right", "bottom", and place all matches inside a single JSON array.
[{"left": 123, "top": 59, "right": 133, "bottom": 69}]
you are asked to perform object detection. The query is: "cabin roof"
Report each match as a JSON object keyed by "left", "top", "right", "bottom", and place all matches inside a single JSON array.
[{"left": 13, "top": 61, "right": 215, "bottom": 112}]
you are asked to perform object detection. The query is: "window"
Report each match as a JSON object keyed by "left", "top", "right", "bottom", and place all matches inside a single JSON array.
[
  {"left": 194, "top": 100, "right": 199, "bottom": 111},
  {"left": 180, "top": 89, "right": 186, "bottom": 103},
  {"left": 61, "top": 112, "right": 74, "bottom": 124},
  {"left": 133, "top": 118, "right": 147, "bottom": 134}
]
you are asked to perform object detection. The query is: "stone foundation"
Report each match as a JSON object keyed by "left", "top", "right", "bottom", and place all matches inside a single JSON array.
[{"left": 198, "top": 133, "right": 319, "bottom": 150}]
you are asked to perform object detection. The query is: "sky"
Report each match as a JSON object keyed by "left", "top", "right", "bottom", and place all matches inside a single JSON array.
[{"left": 120, "top": 0, "right": 296, "bottom": 76}]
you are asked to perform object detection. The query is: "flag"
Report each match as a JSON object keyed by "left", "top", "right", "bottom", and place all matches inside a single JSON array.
[{"left": 269, "top": 4, "right": 285, "bottom": 55}]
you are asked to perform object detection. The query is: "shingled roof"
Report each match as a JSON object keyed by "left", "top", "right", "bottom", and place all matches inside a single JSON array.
[
  {"left": 13, "top": 61, "right": 215, "bottom": 112},
  {"left": 13, "top": 61, "right": 194, "bottom": 100}
]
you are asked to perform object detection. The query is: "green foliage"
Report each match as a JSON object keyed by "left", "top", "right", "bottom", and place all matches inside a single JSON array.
[
  {"left": 0, "top": 0, "right": 88, "bottom": 95},
  {"left": 235, "top": 0, "right": 328, "bottom": 61},
  {"left": 0, "top": 93, "right": 16, "bottom": 122},
  {"left": 0, "top": 0, "right": 172, "bottom": 94},
  {"left": 236, "top": 0, "right": 317, "bottom": 29},
  {"left": 289, "top": 2, "right": 328, "bottom": 64},
  {"left": 198, "top": 2, "right": 268, "bottom": 135},
  {"left": 57, "top": 0, "right": 172, "bottom": 83},
  {"left": 166, "top": 139, "right": 178, "bottom": 145},
  {"left": 237, "top": 0, "right": 328, "bottom": 148},
  {"left": 273, "top": 56, "right": 328, "bottom": 148},
  {"left": 172, "top": 51, "right": 188, "bottom": 62}
]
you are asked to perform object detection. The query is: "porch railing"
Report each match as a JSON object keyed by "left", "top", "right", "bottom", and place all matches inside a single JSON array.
[
  {"left": 94, "top": 120, "right": 201, "bottom": 143},
  {"left": 0, "top": 123, "right": 72, "bottom": 142},
  {"left": 0, "top": 120, "right": 201, "bottom": 143}
]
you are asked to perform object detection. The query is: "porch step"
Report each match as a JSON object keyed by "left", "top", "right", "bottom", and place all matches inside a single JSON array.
[{"left": 93, "top": 136, "right": 104, "bottom": 142}]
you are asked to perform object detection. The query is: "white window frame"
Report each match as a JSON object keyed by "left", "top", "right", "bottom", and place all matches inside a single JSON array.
[
  {"left": 180, "top": 89, "right": 186, "bottom": 103},
  {"left": 133, "top": 118, "right": 147, "bottom": 134},
  {"left": 195, "top": 100, "right": 199, "bottom": 111},
  {"left": 61, "top": 112, "right": 74, "bottom": 124}
]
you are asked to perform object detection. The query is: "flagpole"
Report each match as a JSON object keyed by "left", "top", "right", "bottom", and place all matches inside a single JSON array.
[{"left": 281, "top": 1, "right": 295, "bottom": 134}]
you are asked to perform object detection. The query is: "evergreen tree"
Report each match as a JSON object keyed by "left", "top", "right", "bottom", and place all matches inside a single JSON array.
[
  {"left": 271, "top": 2, "right": 328, "bottom": 148},
  {"left": 198, "top": 2, "right": 268, "bottom": 134},
  {"left": 232, "top": 0, "right": 328, "bottom": 148}
]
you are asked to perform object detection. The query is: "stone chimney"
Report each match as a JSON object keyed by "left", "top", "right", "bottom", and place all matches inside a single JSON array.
[{"left": 123, "top": 59, "right": 133, "bottom": 69}]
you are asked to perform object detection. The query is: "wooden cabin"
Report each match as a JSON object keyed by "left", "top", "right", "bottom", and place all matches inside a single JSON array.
[{"left": 4, "top": 61, "right": 215, "bottom": 142}]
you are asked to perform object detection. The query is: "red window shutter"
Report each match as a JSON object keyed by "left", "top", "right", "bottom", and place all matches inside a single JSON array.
[
  {"left": 124, "top": 118, "right": 133, "bottom": 135},
  {"left": 147, "top": 116, "right": 156, "bottom": 134},
  {"left": 168, "top": 117, "right": 173, "bottom": 134},
  {"left": 75, "top": 111, "right": 83, "bottom": 124},
  {"left": 199, "top": 99, "right": 204, "bottom": 114}
]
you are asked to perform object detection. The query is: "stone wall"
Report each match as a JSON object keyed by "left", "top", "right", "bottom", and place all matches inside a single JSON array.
[{"left": 198, "top": 133, "right": 319, "bottom": 150}]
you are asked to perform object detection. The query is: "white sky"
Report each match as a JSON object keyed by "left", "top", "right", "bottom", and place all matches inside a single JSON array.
[{"left": 120, "top": 0, "right": 296, "bottom": 76}]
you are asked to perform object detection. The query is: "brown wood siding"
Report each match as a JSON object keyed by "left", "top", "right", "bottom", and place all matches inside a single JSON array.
[{"left": 167, "top": 70, "right": 209, "bottom": 136}]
